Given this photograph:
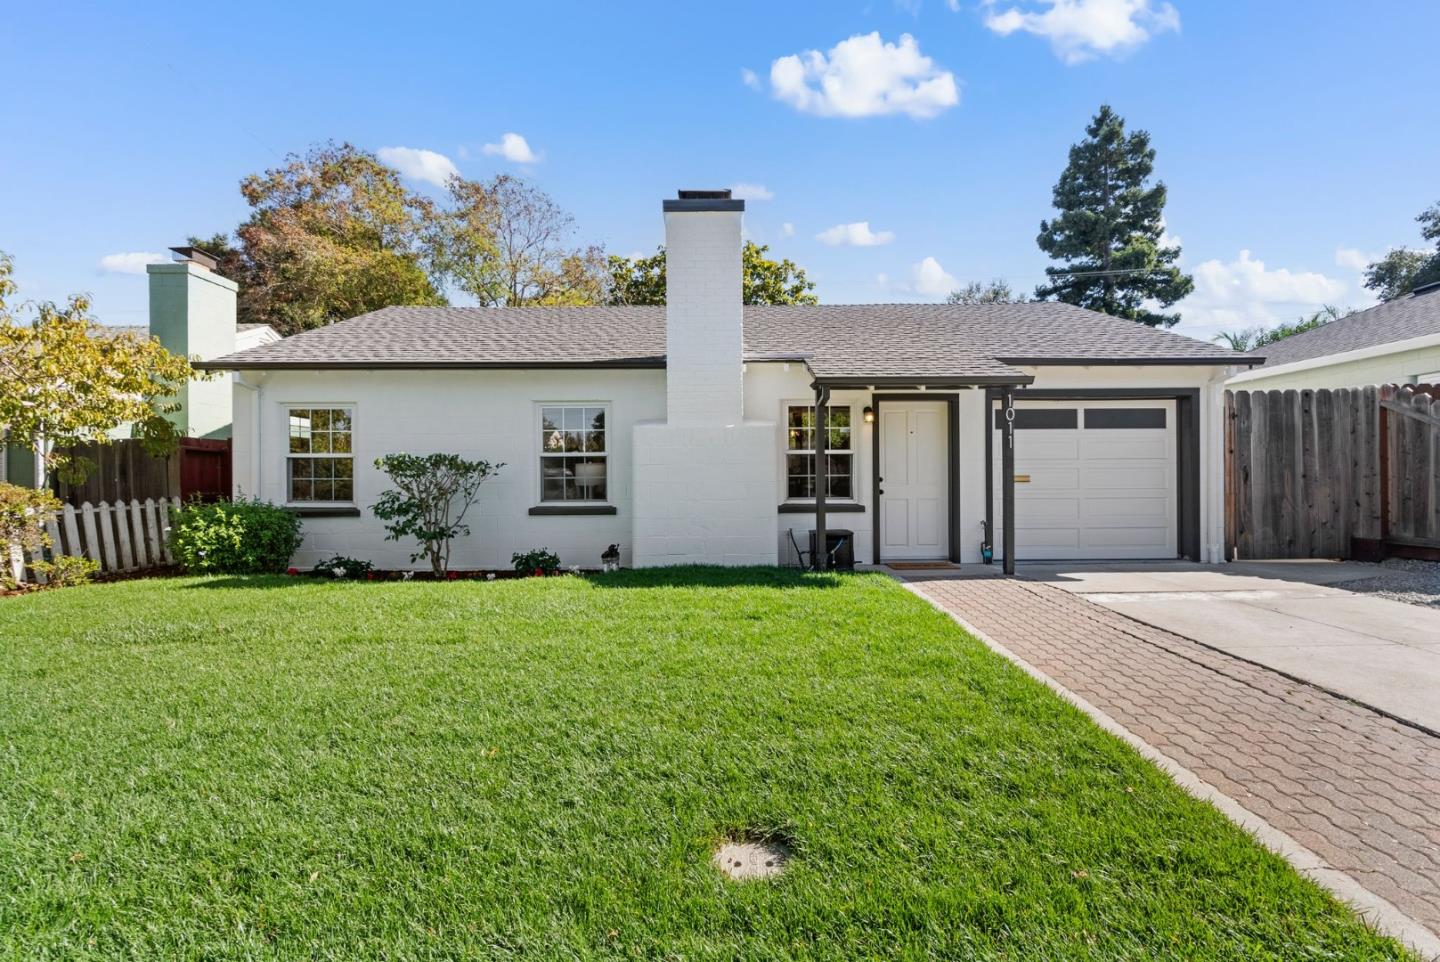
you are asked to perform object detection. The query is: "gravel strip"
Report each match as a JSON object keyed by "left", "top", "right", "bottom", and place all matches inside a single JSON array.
[{"left": 1335, "top": 558, "right": 1440, "bottom": 608}]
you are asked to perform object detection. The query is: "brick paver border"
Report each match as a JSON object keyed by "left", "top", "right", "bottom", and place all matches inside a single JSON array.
[{"left": 904, "top": 575, "right": 1440, "bottom": 960}]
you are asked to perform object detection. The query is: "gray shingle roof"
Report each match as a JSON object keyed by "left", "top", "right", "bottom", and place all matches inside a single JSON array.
[
  {"left": 199, "top": 302, "right": 1250, "bottom": 381},
  {"left": 1248, "top": 287, "right": 1440, "bottom": 368}
]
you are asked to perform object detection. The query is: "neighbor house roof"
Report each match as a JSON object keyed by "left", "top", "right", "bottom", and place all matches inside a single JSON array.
[
  {"left": 1248, "top": 286, "right": 1440, "bottom": 368},
  {"left": 198, "top": 302, "right": 1252, "bottom": 382}
]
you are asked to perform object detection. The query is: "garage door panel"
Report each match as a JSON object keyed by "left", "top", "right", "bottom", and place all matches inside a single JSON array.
[
  {"left": 1015, "top": 528, "right": 1081, "bottom": 549},
  {"left": 1082, "top": 526, "right": 1171, "bottom": 547},
  {"left": 1018, "top": 498, "right": 1081, "bottom": 524},
  {"left": 1082, "top": 435, "right": 1169, "bottom": 460},
  {"left": 993, "top": 400, "right": 1176, "bottom": 561},
  {"left": 1084, "top": 466, "right": 1168, "bottom": 489},
  {"left": 1015, "top": 434, "right": 1080, "bottom": 459},
  {"left": 1084, "top": 497, "right": 1168, "bottom": 522}
]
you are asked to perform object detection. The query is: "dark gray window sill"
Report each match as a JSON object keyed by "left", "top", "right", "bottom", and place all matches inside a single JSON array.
[
  {"left": 285, "top": 506, "right": 362, "bottom": 518},
  {"left": 777, "top": 502, "right": 865, "bottom": 514},
  {"left": 528, "top": 504, "right": 618, "bottom": 516}
]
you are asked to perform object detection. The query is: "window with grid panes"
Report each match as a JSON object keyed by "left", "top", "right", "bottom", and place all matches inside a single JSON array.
[
  {"left": 785, "top": 404, "right": 852, "bottom": 500},
  {"left": 540, "top": 406, "right": 608, "bottom": 502},
  {"left": 287, "top": 408, "right": 354, "bottom": 503}
]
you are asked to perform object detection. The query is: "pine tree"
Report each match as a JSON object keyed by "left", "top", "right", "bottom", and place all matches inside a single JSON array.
[{"left": 1035, "top": 105, "right": 1193, "bottom": 327}]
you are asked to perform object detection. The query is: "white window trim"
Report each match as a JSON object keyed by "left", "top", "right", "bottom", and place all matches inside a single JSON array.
[
  {"left": 781, "top": 399, "right": 858, "bottom": 504},
  {"left": 534, "top": 402, "right": 612, "bottom": 506},
  {"left": 283, "top": 404, "right": 357, "bottom": 507}
]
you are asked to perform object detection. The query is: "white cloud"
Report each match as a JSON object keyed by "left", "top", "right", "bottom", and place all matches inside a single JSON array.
[
  {"left": 740, "top": 67, "right": 761, "bottom": 90},
  {"left": 1335, "top": 247, "right": 1376, "bottom": 272},
  {"left": 878, "top": 257, "right": 960, "bottom": 298},
  {"left": 910, "top": 256, "right": 960, "bottom": 296},
  {"left": 1176, "top": 249, "right": 1349, "bottom": 338},
  {"left": 98, "top": 252, "right": 168, "bottom": 275},
  {"left": 377, "top": 146, "right": 460, "bottom": 186},
  {"left": 768, "top": 32, "right": 959, "bottom": 119},
  {"left": 781, "top": 222, "right": 796, "bottom": 237},
  {"left": 481, "top": 132, "right": 541, "bottom": 164},
  {"left": 982, "top": 0, "right": 1180, "bottom": 64},
  {"left": 945, "top": 0, "right": 962, "bottom": 9},
  {"left": 729, "top": 182, "right": 774, "bottom": 201},
  {"left": 816, "top": 221, "right": 896, "bottom": 247}
]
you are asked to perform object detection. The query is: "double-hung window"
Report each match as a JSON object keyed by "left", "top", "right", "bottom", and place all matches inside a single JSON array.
[
  {"left": 287, "top": 407, "right": 354, "bottom": 503},
  {"left": 785, "top": 404, "right": 853, "bottom": 500},
  {"left": 540, "top": 405, "right": 608, "bottom": 503}
]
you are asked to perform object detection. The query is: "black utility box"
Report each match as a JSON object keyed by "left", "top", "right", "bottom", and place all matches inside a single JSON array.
[{"left": 809, "top": 528, "right": 855, "bottom": 571}]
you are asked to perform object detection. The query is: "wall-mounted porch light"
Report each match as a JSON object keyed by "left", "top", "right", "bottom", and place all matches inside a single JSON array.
[{"left": 862, "top": 406, "right": 875, "bottom": 424}]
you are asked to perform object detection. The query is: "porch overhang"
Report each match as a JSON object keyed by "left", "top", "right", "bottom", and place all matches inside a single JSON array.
[{"left": 807, "top": 376, "right": 1030, "bottom": 576}]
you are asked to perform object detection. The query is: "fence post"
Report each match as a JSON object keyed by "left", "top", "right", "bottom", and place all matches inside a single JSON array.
[
  {"left": 96, "top": 502, "right": 119, "bottom": 572},
  {"left": 61, "top": 503, "right": 80, "bottom": 559},
  {"left": 114, "top": 500, "right": 135, "bottom": 571}
]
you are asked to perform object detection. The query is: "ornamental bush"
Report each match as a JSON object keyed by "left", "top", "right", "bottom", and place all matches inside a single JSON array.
[
  {"left": 372, "top": 453, "right": 503, "bottom": 577},
  {"left": 169, "top": 498, "right": 303, "bottom": 574}
]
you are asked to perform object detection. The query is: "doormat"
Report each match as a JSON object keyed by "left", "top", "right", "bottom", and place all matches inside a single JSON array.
[{"left": 885, "top": 561, "right": 959, "bottom": 570}]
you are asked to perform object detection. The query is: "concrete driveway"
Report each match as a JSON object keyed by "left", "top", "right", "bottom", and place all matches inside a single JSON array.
[{"left": 1019, "top": 561, "right": 1440, "bottom": 733}]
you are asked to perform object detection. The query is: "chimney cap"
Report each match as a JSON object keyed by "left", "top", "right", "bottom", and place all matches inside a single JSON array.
[
  {"left": 663, "top": 188, "right": 744, "bottom": 213},
  {"left": 169, "top": 246, "right": 218, "bottom": 271}
]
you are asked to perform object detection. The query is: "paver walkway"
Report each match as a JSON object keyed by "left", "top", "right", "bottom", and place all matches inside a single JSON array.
[{"left": 906, "top": 574, "right": 1440, "bottom": 941}]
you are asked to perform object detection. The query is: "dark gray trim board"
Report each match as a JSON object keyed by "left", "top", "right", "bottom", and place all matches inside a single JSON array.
[
  {"left": 999, "top": 356, "right": 1260, "bottom": 367},
  {"left": 982, "top": 387, "right": 1202, "bottom": 563},
  {"left": 528, "top": 504, "right": 618, "bottom": 516},
  {"left": 196, "top": 359, "right": 667, "bottom": 372},
  {"left": 869, "top": 393, "right": 961, "bottom": 565},
  {"left": 285, "top": 506, "right": 361, "bottom": 518},
  {"left": 778, "top": 502, "right": 865, "bottom": 514},
  {"left": 818, "top": 375, "right": 1033, "bottom": 389}
]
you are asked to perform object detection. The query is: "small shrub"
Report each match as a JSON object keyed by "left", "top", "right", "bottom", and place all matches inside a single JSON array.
[
  {"left": 31, "top": 555, "right": 99, "bottom": 588},
  {"left": 169, "top": 498, "right": 303, "bottom": 574},
  {"left": 512, "top": 548, "right": 562, "bottom": 576},
  {"left": 372, "top": 453, "right": 503, "bottom": 577},
  {"left": 310, "top": 555, "right": 374, "bottom": 579},
  {"left": 0, "top": 483, "right": 61, "bottom": 585}
]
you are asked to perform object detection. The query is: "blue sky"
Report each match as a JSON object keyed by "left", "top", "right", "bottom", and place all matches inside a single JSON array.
[{"left": 4, "top": 0, "right": 1438, "bottom": 341}]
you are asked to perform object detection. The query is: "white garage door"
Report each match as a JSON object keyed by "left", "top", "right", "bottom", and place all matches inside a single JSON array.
[{"left": 992, "top": 400, "right": 1177, "bottom": 561}]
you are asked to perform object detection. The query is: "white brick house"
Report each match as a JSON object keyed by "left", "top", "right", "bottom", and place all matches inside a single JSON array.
[{"left": 202, "top": 190, "right": 1255, "bottom": 572}]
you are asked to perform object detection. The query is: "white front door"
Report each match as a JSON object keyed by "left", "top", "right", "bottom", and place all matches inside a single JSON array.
[{"left": 879, "top": 401, "right": 949, "bottom": 560}]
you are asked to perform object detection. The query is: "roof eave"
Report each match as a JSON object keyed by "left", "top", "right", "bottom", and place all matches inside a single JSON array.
[
  {"left": 193, "top": 357, "right": 668, "bottom": 372},
  {"left": 1000, "top": 356, "right": 1262, "bottom": 367}
]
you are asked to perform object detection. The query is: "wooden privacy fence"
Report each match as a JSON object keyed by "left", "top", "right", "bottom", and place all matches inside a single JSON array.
[
  {"left": 1226, "top": 384, "right": 1440, "bottom": 560},
  {"left": 50, "top": 438, "right": 231, "bottom": 506},
  {"left": 9, "top": 497, "right": 181, "bottom": 583}
]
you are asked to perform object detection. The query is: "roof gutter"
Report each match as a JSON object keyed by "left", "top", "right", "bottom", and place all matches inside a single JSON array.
[
  {"left": 998, "top": 356, "right": 1263, "bottom": 367},
  {"left": 814, "top": 374, "right": 1035, "bottom": 389},
  {"left": 1225, "top": 330, "right": 1440, "bottom": 384},
  {"left": 192, "top": 358, "right": 668, "bottom": 372}
]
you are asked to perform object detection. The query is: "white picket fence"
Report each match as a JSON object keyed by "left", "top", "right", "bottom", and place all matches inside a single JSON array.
[{"left": 9, "top": 497, "right": 181, "bottom": 584}]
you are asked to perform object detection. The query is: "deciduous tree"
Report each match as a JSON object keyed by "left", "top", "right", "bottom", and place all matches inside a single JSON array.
[
  {"left": 1363, "top": 202, "right": 1440, "bottom": 301},
  {"left": 945, "top": 279, "right": 1027, "bottom": 305},
  {"left": 1035, "top": 105, "right": 1192, "bottom": 327},
  {"left": 438, "top": 175, "right": 608, "bottom": 306},
  {"left": 606, "top": 242, "right": 818, "bottom": 305},
  {"left": 0, "top": 252, "right": 196, "bottom": 489}
]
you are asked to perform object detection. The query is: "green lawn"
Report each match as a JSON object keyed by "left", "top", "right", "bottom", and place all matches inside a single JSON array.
[{"left": 0, "top": 569, "right": 1408, "bottom": 960}]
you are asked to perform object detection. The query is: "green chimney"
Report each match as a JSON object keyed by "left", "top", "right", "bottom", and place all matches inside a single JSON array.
[{"left": 146, "top": 250, "right": 238, "bottom": 439}]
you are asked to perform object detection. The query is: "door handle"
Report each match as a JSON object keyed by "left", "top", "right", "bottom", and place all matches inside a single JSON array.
[{"left": 878, "top": 488, "right": 885, "bottom": 495}]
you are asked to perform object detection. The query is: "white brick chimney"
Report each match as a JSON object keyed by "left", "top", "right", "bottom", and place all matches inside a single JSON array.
[
  {"left": 630, "top": 189, "right": 778, "bottom": 567},
  {"left": 662, "top": 189, "right": 745, "bottom": 425}
]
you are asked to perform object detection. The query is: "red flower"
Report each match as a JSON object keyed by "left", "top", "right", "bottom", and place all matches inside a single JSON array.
[
  {"left": 365, "top": 572, "right": 375, "bottom": 581},
  {"left": 286, "top": 567, "right": 299, "bottom": 576},
  {"left": 447, "top": 571, "right": 459, "bottom": 580}
]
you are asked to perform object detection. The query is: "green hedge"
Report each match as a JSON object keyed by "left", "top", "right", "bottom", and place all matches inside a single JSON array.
[{"left": 169, "top": 498, "right": 303, "bottom": 574}]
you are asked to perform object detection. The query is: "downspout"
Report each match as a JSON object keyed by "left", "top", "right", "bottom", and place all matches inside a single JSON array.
[
  {"left": 234, "top": 372, "right": 262, "bottom": 499},
  {"left": 813, "top": 383, "right": 829, "bottom": 571}
]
